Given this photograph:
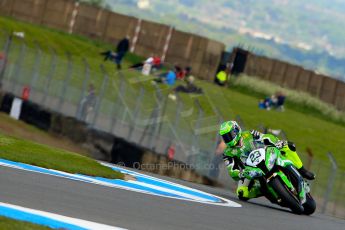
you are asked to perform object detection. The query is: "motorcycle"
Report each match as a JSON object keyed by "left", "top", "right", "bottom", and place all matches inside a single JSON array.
[{"left": 242, "top": 141, "right": 316, "bottom": 215}]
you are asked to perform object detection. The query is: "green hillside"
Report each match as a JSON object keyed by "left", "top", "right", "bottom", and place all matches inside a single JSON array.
[{"left": 0, "top": 16, "right": 344, "bottom": 170}]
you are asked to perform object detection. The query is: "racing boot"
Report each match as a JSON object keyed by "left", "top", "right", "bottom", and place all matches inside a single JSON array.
[
  {"left": 237, "top": 186, "right": 250, "bottom": 201},
  {"left": 237, "top": 180, "right": 262, "bottom": 201},
  {"left": 297, "top": 166, "right": 315, "bottom": 180}
]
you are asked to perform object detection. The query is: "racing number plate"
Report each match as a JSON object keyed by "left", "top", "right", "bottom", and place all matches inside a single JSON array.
[{"left": 246, "top": 148, "right": 266, "bottom": 167}]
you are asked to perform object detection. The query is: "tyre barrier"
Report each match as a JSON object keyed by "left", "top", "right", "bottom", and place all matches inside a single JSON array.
[
  {"left": 0, "top": 93, "right": 51, "bottom": 131},
  {"left": 111, "top": 136, "right": 144, "bottom": 168},
  {"left": 0, "top": 93, "right": 14, "bottom": 114},
  {"left": 86, "top": 129, "right": 115, "bottom": 161},
  {"left": 50, "top": 114, "right": 88, "bottom": 143},
  {"left": 20, "top": 100, "right": 51, "bottom": 131}
]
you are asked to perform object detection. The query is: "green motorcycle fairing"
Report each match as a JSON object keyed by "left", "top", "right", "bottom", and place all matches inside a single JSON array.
[{"left": 264, "top": 147, "right": 306, "bottom": 203}]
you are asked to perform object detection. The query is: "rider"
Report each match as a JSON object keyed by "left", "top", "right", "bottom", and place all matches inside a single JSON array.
[{"left": 219, "top": 120, "right": 315, "bottom": 200}]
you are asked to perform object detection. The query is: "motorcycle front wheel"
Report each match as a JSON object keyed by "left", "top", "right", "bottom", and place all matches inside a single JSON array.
[
  {"left": 303, "top": 193, "right": 316, "bottom": 215},
  {"left": 269, "top": 177, "right": 304, "bottom": 214}
]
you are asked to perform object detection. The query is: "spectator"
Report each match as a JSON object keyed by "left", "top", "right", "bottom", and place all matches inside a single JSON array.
[
  {"left": 181, "top": 75, "right": 201, "bottom": 92},
  {"left": 153, "top": 66, "right": 177, "bottom": 86},
  {"left": 129, "top": 60, "right": 145, "bottom": 70},
  {"left": 272, "top": 91, "right": 286, "bottom": 111},
  {"left": 264, "top": 96, "right": 272, "bottom": 110},
  {"left": 259, "top": 92, "right": 286, "bottom": 111},
  {"left": 100, "top": 50, "right": 116, "bottom": 62},
  {"left": 215, "top": 66, "right": 228, "bottom": 86},
  {"left": 174, "top": 66, "right": 192, "bottom": 80},
  {"left": 100, "top": 36, "right": 130, "bottom": 70},
  {"left": 152, "top": 55, "right": 162, "bottom": 71},
  {"left": 115, "top": 36, "right": 130, "bottom": 70},
  {"left": 165, "top": 69, "right": 177, "bottom": 86},
  {"left": 183, "top": 66, "right": 192, "bottom": 78},
  {"left": 79, "top": 83, "right": 96, "bottom": 122},
  {"left": 129, "top": 54, "right": 162, "bottom": 72},
  {"left": 175, "top": 65, "right": 184, "bottom": 80},
  {"left": 258, "top": 97, "right": 272, "bottom": 110},
  {"left": 271, "top": 94, "right": 278, "bottom": 107},
  {"left": 168, "top": 75, "right": 203, "bottom": 100},
  {"left": 258, "top": 99, "right": 266, "bottom": 109}
]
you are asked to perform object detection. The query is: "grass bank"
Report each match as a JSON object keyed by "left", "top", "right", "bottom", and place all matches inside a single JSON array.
[
  {"left": 0, "top": 16, "right": 143, "bottom": 67},
  {"left": 0, "top": 217, "right": 52, "bottom": 230},
  {"left": 0, "top": 112, "right": 87, "bottom": 155},
  {"left": 0, "top": 134, "right": 123, "bottom": 179},
  {"left": 230, "top": 75, "right": 345, "bottom": 126}
]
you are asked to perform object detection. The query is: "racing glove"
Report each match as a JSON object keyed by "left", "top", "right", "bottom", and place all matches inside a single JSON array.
[
  {"left": 275, "top": 140, "right": 288, "bottom": 149},
  {"left": 251, "top": 130, "right": 262, "bottom": 140},
  {"left": 222, "top": 154, "right": 232, "bottom": 167},
  {"left": 223, "top": 155, "right": 241, "bottom": 181}
]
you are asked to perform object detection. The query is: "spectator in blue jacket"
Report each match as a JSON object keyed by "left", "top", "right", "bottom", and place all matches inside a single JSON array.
[
  {"left": 152, "top": 66, "right": 177, "bottom": 86},
  {"left": 165, "top": 70, "right": 176, "bottom": 86}
]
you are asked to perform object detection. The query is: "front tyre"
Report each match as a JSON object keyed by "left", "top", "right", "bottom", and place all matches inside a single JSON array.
[
  {"left": 269, "top": 177, "right": 304, "bottom": 214},
  {"left": 303, "top": 193, "right": 316, "bottom": 215}
]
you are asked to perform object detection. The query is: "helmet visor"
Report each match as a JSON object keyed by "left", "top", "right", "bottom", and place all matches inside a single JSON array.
[{"left": 221, "top": 127, "right": 240, "bottom": 145}]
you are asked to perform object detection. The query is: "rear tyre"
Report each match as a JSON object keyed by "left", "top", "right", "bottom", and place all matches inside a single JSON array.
[
  {"left": 269, "top": 177, "right": 304, "bottom": 214},
  {"left": 303, "top": 193, "right": 316, "bottom": 215}
]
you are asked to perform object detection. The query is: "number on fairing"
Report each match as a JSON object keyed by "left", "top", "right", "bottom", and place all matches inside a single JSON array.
[{"left": 246, "top": 148, "right": 266, "bottom": 167}]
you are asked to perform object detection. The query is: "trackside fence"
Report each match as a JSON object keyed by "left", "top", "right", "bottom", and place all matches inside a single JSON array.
[{"left": 0, "top": 33, "right": 344, "bottom": 218}]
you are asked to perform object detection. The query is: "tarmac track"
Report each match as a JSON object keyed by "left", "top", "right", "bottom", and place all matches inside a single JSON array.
[{"left": 0, "top": 165, "right": 344, "bottom": 230}]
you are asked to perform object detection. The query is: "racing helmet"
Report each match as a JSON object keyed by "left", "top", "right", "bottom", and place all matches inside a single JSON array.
[{"left": 219, "top": 121, "right": 242, "bottom": 147}]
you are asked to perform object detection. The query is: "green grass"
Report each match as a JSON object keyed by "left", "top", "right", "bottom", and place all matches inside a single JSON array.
[
  {"left": 0, "top": 216, "right": 52, "bottom": 230},
  {"left": 196, "top": 78, "right": 345, "bottom": 170},
  {"left": 0, "top": 16, "right": 144, "bottom": 96},
  {"left": 0, "top": 134, "right": 124, "bottom": 179},
  {"left": 230, "top": 75, "right": 345, "bottom": 126},
  {"left": 0, "top": 16, "right": 143, "bottom": 65},
  {"left": 1, "top": 16, "right": 345, "bottom": 171}
]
